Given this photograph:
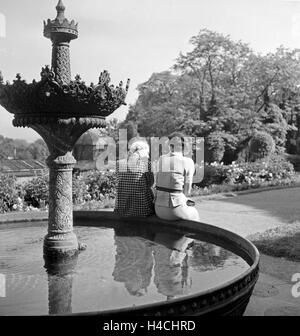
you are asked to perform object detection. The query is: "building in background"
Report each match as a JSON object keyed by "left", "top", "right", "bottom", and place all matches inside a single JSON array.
[
  {"left": 0, "top": 159, "right": 48, "bottom": 183},
  {"left": 73, "top": 129, "right": 108, "bottom": 172}
]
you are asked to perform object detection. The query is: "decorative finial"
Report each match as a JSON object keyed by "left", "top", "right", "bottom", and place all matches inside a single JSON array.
[{"left": 56, "top": 0, "right": 66, "bottom": 20}]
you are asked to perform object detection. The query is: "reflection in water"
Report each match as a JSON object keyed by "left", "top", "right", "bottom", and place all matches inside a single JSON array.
[
  {"left": 44, "top": 255, "right": 78, "bottom": 315},
  {"left": 113, "top": 225, "right": 194, "bottom": 300},
  {"left": 189, "top": 241, "right": 232, "bottom": 271},
  {"left": 113, "top": 237, "right": 153, "bottom": 296},
  {"left": 153, "top": 233, "right": 193, "bottom": 300},
  {"left": 112, "top": 225, "right": 243, "bottom": 301},
  {"left": 113, "top": 225, "right": 154, "bottom": 296}
]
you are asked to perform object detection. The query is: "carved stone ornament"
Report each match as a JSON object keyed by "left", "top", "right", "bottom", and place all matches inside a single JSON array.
[
  {"left": 0, "top": 0, "right": 129, "bottom": 126},
  {"left": 0, "top": 66, "right": 130, "bottom": 127}
]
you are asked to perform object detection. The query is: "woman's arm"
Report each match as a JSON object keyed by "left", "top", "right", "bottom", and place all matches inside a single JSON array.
[{"left": 183, "top": 158, "right": 195, "bottom": 196}]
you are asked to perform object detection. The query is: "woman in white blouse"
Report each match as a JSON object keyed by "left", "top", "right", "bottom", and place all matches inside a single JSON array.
[{"left": 154, "top": 132, "right": 199, "bottom": 221}]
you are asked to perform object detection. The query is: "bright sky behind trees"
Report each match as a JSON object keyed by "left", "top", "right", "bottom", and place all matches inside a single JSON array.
[{"left": 1, "top": 0, "right": 300, "bottom": 140}]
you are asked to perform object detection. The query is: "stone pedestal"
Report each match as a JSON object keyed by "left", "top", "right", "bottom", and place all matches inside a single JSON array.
[
  {"left": 44, "top": 152, "right": 78, "bottom": 259},
  {"left": 31, "top": 123, "right": 94, "bottom": 260}
]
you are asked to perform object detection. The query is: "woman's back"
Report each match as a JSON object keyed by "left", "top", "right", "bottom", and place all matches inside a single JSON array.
[
  {"left": 114, "top": 150, "right": 154, "bottom": 217},
  {"left": 156, "top": 152, "right": 194, "bottom": 191}
]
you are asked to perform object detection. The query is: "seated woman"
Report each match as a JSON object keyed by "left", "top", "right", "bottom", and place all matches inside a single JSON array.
[
  {"left": 114, "top": 139, "right": 155, "bottom": 217},
  {"left": 154, "top": 132, "right": 199, "bottom": 221}
]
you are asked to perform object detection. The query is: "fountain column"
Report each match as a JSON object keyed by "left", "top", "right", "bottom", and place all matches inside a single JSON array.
[
  {"left": 45, "top": 152, "right": 77, "bottom": 257},
  {"left": 30, "top": 122, "right": 89, "bottom": 259}
]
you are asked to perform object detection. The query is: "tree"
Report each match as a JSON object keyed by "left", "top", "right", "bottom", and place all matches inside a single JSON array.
[
  {"left": 0, "top": 135, "right": 49, "bottom": 161},
  {"left": 28, "top": 139, "right": 49, "bottom": 161},
  {"left": 126, "top": 29, "right": 300, "bottom": 159}
]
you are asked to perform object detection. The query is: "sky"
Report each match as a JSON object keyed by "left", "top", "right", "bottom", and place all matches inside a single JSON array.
[{"left": 1, "top": 0, "right": 300, "bottom": 141}]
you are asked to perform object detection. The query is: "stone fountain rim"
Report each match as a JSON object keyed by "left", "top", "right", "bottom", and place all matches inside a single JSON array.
[{"left": 71, "top": 210, "right": 260, "bottom": 316}]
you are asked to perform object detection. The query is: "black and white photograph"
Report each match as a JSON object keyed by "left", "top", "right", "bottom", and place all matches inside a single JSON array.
[{"left": 1, "top": 0, "right": 300, "bottom": 327}]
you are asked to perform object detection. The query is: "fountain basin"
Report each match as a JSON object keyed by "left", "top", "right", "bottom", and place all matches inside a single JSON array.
[
  {"left": 74, "top": 211, "right": 259, "bottom": 316},
  {"left": 0, "top": 211, "right": 259, "bottom": 316}
]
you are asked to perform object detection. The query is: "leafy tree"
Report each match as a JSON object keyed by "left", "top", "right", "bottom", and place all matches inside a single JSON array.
[
  {"left": 28, "top": 139, "right": 49, "bottom": 161},
  {"left": 0, "top": 135, "right": 49, "bottom": 161},
  {"left": 205, "top": 132, "right": 225, "bottom": 163},
  {"left": 125, "top": 29, "right": 300, "bottom": 159}
]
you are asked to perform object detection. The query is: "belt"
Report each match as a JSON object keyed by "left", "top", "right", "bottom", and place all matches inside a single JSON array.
[{"left": 155, "top": 186, "right": 183, "bottom": 193}]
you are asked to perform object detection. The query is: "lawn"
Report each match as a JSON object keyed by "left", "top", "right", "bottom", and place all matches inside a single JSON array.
[{"left": 195, "top": 186, "right": 300, "bottom": 261}]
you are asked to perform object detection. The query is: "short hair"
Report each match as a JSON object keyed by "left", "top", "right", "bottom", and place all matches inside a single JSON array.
[
  {"left": 129, "top": 139, "right": 150, "bottom": 156},
  {"left": 168, "top": 131, "right": 186, "bottom": 141},
  {"left": 168, "top": 132, "right": 186, "bottom": 152}
]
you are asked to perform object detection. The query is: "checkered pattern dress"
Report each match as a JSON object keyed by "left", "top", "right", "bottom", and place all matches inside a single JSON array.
[{"left": 114, "top": 153, "right": 155, "bottom": 217}]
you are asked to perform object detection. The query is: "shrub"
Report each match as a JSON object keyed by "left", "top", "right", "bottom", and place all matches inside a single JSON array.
[
  {"left": 199, "top": 162, "right": 229, "bottom": 187},
  {"left": 23, "top": 175, "right": 49, "bottom": 208},
  {"left": 248, "top": 131, "right": 275, "bottom": 161},
  {"left": 74, "top": 197, "right": 115, "bottom": 211},
  {"left": 205, "top": 132, "right": 225, "bottom": 163},
  {"left": 0, "top": 170, "right": 119, "bottom": 213},
  {"left": 83, "top": 170, "right": 117, "bottom": 200},
  {"left": 72, "top": 173, "right": 90, "bottom": 204},
  {"left": 0, "top": 175, "right": 24, "bottom": 213},
  {"left": 196, "top": 154, "right": 295, "bottom": 190},
  {"left": 222, "top": 134, "right": 239, "bottom": 164},
  {"left": 224, "top": 154, "right": 294, "bottom": 186}
]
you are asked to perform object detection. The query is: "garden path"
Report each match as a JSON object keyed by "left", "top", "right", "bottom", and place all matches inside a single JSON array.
[
  {"left": 195, "top": 187, "right": 300, "bottom": 316},
  {"left": 195, "top": 187, "right": 300, "bottom": 237}
]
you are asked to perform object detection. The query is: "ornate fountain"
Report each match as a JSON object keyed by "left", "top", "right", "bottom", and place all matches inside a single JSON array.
[{"left": 0, "top": 0, "right": 129, "bottom": 260}]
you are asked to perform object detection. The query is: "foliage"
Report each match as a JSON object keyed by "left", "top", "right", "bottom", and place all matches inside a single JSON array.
[
  {"left": 249, "top": 131, "right": 275, "bottom": 161},
  {"left": 21, "top": 170, "right": 117, "bottom": 208},
  {"left": 0, "top": 152, "right": 296, "bottom": 214},
  {"left": 198, "top": 154, "right": 295, "bottom": 189},
  {"left": 83, "top": 170, "right": 117, "bottom": 200},
  {"left": 199, "top": 162, "right": 228, "bottom": 187},
  {"left": 72, "top": 173, "right": 90, "bottom": 204},
  {"left": 205, "top": 132, "right": 225, "bottom": 163},
  {"left": 0, "top": 169, "right": 118, "bottom": 213},
  {"left": 28, "top": 139, "right": 49, "bottom": 161},
  {"left": 125, "top": 29, "right": 300, "bottom": 157},
  {"left": 74, "top": 197, "right": 115, "bottom": 211},
  {"left": 0, "top": 175, "right": 24, "bottom": 213},
  {"left": 0, "top": 135, "right": 48, "bottom": 161},
  {"left": 23, "top": 175, "right": 49, "bottom": 207}
]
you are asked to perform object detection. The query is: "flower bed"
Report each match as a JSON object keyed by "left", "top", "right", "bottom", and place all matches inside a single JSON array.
[
  {"left": 0, "top": 170, "right": 117, "bottom": 214},
  {"left": 0, "top": 154, "right": 297, "bottom": 213},
  {"left": 192, "top": 155, "right": 297, "bottom": 197}
]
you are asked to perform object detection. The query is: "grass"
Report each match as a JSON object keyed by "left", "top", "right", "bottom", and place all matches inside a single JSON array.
[{"left": 247, "top": 222, "right": 300, "bottom": 261}]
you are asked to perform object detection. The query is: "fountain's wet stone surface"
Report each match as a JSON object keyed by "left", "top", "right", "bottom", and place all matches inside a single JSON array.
[{"left": 0, "top": 221, "right": 250, "bottom": 315}]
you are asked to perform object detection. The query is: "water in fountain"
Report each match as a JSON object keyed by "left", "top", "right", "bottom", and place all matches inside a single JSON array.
[{"left": 0, "top": 220, "right": 249, "bottom": 315}]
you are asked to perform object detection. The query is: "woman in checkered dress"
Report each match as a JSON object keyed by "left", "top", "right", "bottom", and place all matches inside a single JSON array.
[{"left": 114, "top": 140, "right": 155, "bottom": 217}]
